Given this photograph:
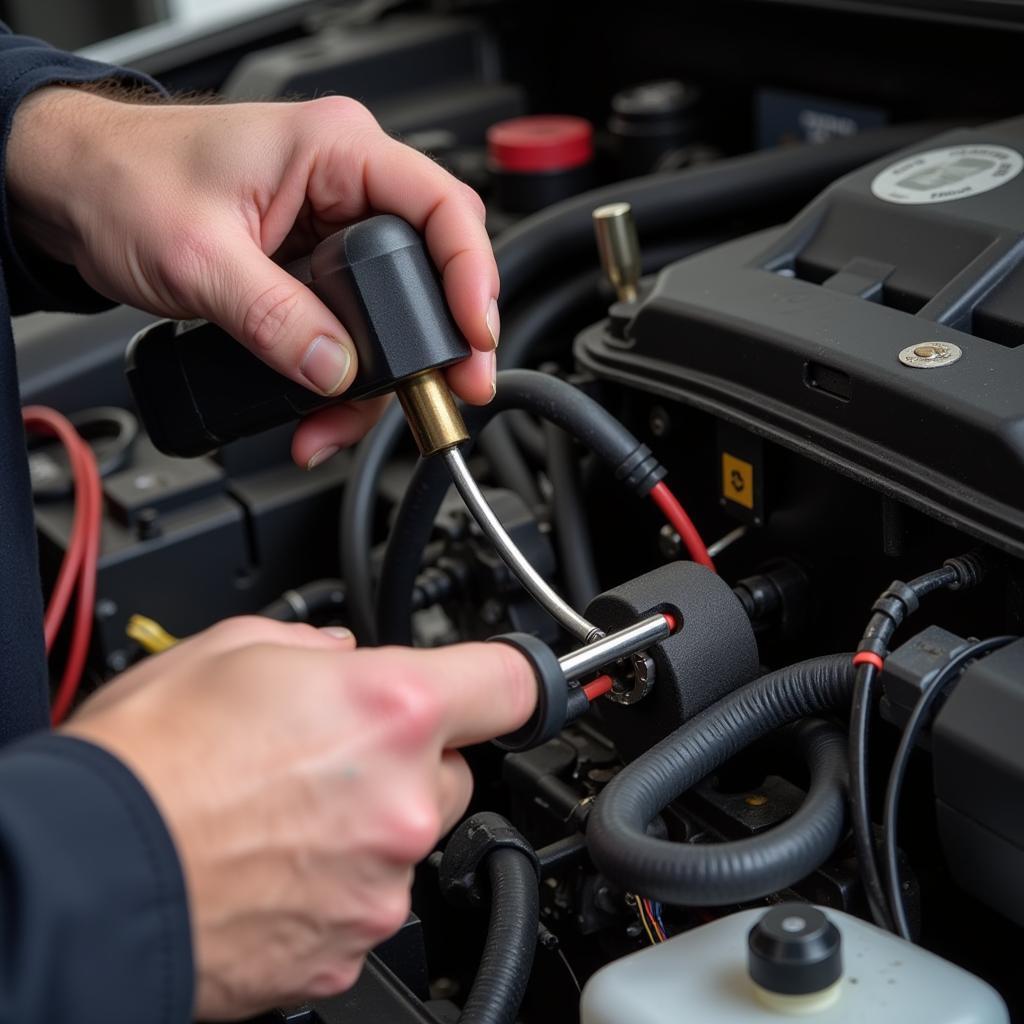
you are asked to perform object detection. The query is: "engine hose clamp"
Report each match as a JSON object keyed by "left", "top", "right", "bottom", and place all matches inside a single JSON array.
[{"left": 438, "top": 812, "right": 539, "bottom": 908}]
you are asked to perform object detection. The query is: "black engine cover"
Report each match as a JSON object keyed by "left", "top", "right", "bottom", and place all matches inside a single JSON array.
[{"left": 577, "top": 118, "right": 1024, "bottom": 557}]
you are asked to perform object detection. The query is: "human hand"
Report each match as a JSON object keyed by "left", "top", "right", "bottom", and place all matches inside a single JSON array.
[
  {"left": 62, "top": 617, "right": 534, "bottom": 1019},
  {"left": 7, "top": 87, "right": 499, "bottom": 467}
]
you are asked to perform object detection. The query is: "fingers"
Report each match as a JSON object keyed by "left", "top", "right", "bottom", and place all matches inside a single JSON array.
[
  {"left": 437, "top": 750, "right": 474, "bottom": 833},
  {"left": 209, "top": 231, "right": 359, "bottom": 398},
  {"left": 291, "top": 395, "right": 391, "bottom": 469},
  {"left": 307, "top": 105, "right": 498, "bottom": 376},
  {"left": 445, "top": 348, "right": 496, "bottom": 406},
  {"left": 356, "top": 135, "right": 498, "bottom": 357},
  {"left": 381, "top": 642, "right": 537, "bottom": 749}
]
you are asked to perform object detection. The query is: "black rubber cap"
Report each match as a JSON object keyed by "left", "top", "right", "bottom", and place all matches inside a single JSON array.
[
  {"left": 748, "top": 904, "right": 842, "bottom": 996},
  {"left": 489, "top": 633, "right": 567, "bottom": 752}
]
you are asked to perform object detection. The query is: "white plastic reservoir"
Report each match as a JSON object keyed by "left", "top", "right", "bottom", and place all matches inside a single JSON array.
[{"left": 581, "top": 905, "right": 1009, "bottom": 1024}]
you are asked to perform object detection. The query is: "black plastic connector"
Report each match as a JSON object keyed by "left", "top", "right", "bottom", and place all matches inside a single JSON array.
[
  {"left": 438, "top": 813, "right": 539, "bottom": 908},
  {"left": 127, "top": 215, "right": 470, "bottom": 457},
  {"left": 613, "top": 443, "right": 667, "bottom": 497},
  {"left": 489, "top": 632, "right": 568, "bottom": 752}
]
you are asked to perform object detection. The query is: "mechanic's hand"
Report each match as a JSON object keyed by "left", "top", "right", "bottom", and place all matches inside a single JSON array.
[
  {"left": 7, "top": 87, "right": 499, "bottom": 467},
  {"left": 62, "top": 617, "right": 534, "bottom": 1019}
]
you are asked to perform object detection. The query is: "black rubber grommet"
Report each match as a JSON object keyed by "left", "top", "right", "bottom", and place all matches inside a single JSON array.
[
  {"left": 748, "top": 904, "right": 843, "bottom": 996},
  {"left": 489, "top": 632, "right": 567, "bottom": 752},
  {"left": 438, "top": 812, "right": 539, "bottom": 907}
]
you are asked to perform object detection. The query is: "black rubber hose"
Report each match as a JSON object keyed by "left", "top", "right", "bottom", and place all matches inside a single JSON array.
[
  {"left": 479, "top": 419, "right": 543, "bottom": 511},
  {"left": 376, "top": 370, "right": 653, "bottom": 645},
  {"left": 587, "top": 655, "right": 855, "bottom": 906},
  {"left": 260, "top": 578, "right": 346, "bottom": 622},
  {"left": 493, "top": 123, "right": 952, "bottom": 302},
  {"left": 459, "top": 848, "right": 539, "bottom": 1024},
  {"left": 544, "top": 421, "right": 600, "bottom": 608},
  {"left": 339, "top": 400, "right": 406, "bottom": 645}
]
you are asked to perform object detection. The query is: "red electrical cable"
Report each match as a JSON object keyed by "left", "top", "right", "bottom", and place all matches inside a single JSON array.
[
  {"left": 582, "top": 674, "right": 615, "bottom": 702},
  {"left": 22, "top": 406, "right": 102, "bottom": 725},
  {"left": 648, "top": 481, "right": 715, "bottom": 572},
  {"left": 852, "top": 651, "right": 885, "bottom": 672}
]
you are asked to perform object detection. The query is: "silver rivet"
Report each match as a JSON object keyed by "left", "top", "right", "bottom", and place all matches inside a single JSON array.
[{"left": 898, "top": 341, "right": 962, "bottom": 368}]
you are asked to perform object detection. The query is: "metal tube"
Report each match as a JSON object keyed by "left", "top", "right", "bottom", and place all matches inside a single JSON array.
[
  {"left": 557, "top": 613, "right": 670, "bottom": 681},
  {"left": 593, "top": 202, "right": 642, "bottom": 303},
  {"left": 442, "top": 447, "right": 602, "bottom": 643}
]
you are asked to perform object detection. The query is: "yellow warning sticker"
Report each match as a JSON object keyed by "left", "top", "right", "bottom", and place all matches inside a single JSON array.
[{"left": 722, "top": 452, "right": 754, "bottom": 510}]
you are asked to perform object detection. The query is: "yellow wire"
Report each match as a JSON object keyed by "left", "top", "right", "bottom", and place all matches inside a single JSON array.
[
  {"left": 126, "top": 614, "right": 180, "bottom": 654},
  {"left": 633, "top": 895, "right": 659, "bottom": 945}
]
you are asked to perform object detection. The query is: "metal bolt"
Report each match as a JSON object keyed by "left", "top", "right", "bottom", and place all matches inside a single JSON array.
[
  {"left": 480, "top": 599, "right": 505, "bottom": 626},
  {"left": 648, "top": 405, "right": 671, "bottom": 438},
  {"left": 107, "top": 650, "right": 128, "bottom": 673},
  {"left": 659, "top": 523, "right": 682, "bottom": 560},
  {"left": 898, "top": 341, "right": 962, "bottom": 368},
  {"left": 607, "top": 653, "right": 656, "bottom": 705}
]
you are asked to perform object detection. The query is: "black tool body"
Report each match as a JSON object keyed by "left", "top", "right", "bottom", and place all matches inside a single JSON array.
[{"left": 126, "top": 215, "right": 470, "bottom": 457}]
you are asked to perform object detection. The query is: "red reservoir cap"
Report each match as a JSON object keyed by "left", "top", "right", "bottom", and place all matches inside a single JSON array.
[{"left": 487, "top": 115, "right": 594, "bottom": 173}]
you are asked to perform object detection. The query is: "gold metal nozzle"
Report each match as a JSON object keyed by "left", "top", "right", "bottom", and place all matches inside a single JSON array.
[
  {"left": 592, "top": 201, "right": 642, "bottom": 303},
  {"left": 397, "top": 368, "right": 469, "bottom": 458}
]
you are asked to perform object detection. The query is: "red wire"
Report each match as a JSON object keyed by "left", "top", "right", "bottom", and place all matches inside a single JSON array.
[
  {"left": 583, "top": 674, "right": 615, "bottom": 702},
  {"left": 22, "top": 407, "right": 102, "bottom": 725},
  {"left": 852, "top": 651, "right": 885, "bottom": 672},
  {"left": 648, "top": 481, "right": 715, "bottom": 572}
]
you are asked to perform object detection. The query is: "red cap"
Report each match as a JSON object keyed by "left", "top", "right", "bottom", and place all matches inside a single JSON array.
[{"left": 487, "top": 115, "right": 594, "bottom": 173}]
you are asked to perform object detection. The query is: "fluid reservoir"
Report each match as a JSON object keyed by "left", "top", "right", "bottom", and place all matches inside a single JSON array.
[{"left": 581, "top": 904, "right": 1009, "bottom": 1023}]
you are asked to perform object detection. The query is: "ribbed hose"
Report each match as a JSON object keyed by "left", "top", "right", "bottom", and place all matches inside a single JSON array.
[
  {"left": 459, "top": 849, "right": 539, "bottom": 1024},
  {"left": 587, "top": 655, "right": 855, "bottom": 906}
]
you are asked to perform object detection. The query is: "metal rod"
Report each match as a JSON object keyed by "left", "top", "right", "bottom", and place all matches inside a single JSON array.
[
  {"left": 442, "top": 447, "right": 602, "bottom": 643},
  {"left": 557, "top": 613, "right": 670, "bottom": 682}
]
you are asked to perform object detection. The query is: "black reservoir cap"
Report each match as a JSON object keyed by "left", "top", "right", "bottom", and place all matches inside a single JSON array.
[
  {"left": 748, "top": 903, "right": 843, "bottom": 996},
  {"left": 126, "top": 215, "right": 471, "bottom": 458}
]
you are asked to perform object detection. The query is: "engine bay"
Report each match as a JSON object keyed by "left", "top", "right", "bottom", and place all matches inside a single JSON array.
[{"left": 16, "top": 2, "right": 1024, "bottom": 1021}]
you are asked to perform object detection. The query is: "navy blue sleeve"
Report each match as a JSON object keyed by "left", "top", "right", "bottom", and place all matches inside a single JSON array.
[
  {"left": 0, "top": 733, "right": 194, "bottom": 1022},
  {"left": 0, "top": 21, "right": 165, "bottom": 316}
]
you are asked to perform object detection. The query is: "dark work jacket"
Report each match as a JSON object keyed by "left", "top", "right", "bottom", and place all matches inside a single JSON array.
[{"left": 0, "top": 24, "right": 193, "bottom": 1023}]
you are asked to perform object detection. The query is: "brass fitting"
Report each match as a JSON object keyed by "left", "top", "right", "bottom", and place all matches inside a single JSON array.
[
  {"left": 397, "top": 368, "right": 469, "bottom": 458},
  {"left": 592, "top": 201, "right": 642, "bottom": 303}
]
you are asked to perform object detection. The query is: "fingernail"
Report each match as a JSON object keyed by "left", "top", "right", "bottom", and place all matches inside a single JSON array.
[
  {"left": 485, "top": 298, "right": 500, "bottom": 349},
  {"left": 321, "top": 626, "right": 353, "bottom": 641},
  {"left": 306, "top": 445, "right": 340, "bottom": 471},
  {"left": 301, "top": 336, "right": 352, "bottom": 396},
  {"left": 488, "top": 349, "right": 497, "bottom": 399}
]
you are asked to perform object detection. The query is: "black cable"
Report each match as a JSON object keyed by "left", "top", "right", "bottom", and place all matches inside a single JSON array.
[
  {"left": 586, "top": 657, "right": 855, "bottom": 905},
  {"left": 376, "top": 370, "right": 661, "bottom": 645},
  {"left": 881, "top": 635, "right": 1015, "bottom": 941},
  {"left": 459, "top": 848, "right": 539, "bottom": 1024},
  {"left": 848, "top": 553, "right": 987, "bottom": 930},
  {"left": 260, "top": 578, "right": 346, "bottom": 622},
  {"left": 338, "top": 400, "right": 406, "bottom": 645},
  {"left": 848, "top": 662, "right": 892, "bottom": 930},
  {"left": 478, "top": 419, "right": 543, "bottom": 511},
  {"left": 543, "top": 421, "right": 600, "bottom": 608}
]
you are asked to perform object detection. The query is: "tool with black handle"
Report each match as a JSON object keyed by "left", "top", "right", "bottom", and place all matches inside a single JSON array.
[
  {"left": 126, "top": 214, "right": 470, "bottom": 459},
  {"left": 126, "top": 213, "right": 613, "bottom": 700}
]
